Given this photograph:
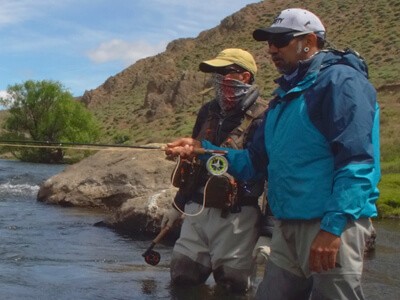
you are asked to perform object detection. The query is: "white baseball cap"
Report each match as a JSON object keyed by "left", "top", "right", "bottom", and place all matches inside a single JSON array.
[{"left": 253, "top": 8, "right": 326, "bottom": 41}]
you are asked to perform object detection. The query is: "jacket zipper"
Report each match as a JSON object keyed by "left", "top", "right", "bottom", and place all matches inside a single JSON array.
[{"left": 215, "top": 117, "right": 225, "bottom": 145}]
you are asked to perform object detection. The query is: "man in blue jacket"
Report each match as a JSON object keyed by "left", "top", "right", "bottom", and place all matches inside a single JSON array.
[{"left": 166, "top": 8, "right": 380, "bottom": 300}]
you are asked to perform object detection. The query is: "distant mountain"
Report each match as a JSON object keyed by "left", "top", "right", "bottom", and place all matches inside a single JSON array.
[{"left": 78, "top": 0, "right": 400, "bottom": 145}]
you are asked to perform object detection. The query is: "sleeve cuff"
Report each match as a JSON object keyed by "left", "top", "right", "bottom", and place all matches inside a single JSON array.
[
  {"left": 199, "top": 140, "right": 215, "bottom": 161},
  {"left": 320, "top": 212, "right": 348, "bottom": 236}
]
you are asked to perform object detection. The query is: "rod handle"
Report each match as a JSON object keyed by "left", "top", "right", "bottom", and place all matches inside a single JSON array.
[
  {"left": 152, "top": 225, "right": 171, "bottom": 244},
  {"left": 193, "top": 148, "right": 228, "bottom": 155}
]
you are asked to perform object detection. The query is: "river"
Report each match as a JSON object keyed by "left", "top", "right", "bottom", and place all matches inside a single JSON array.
[{"left": 0, "top": 159, "right": 399, "bottom": 299}]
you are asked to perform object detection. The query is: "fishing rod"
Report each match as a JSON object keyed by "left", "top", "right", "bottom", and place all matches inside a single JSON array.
[
  {"left": 0, "top": 139, "right": 228, "bottom": 155},
  {"left": 0, "top": 139, "right": 163, "bottom": 149},
  {"left": 0, "top": 141, "right": 158, "bottom": 151}
]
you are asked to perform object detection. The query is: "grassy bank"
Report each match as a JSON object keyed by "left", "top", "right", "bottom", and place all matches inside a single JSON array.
[
  {"left": 378, "top": 173, "right": 400, "bottom": 218},
  {"left": 377, "top": 87, "right": 400, "bottom": 218}
]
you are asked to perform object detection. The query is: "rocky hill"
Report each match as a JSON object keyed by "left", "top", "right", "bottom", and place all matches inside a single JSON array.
[{"left": 78, "top": 0, "right": 400, "bottom": 145}]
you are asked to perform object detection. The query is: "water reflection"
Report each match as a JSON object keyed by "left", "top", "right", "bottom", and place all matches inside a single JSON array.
[
  {"left": 361, "top": 219, "right": 400, "bottom": 299},
  {"left": 142, "top": 279, "right": 157, "bottom": 295}
]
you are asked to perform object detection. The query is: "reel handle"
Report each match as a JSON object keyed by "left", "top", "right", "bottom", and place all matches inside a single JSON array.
[
  {"left": 142, "top": 225, "right": 170, "bottom": 256},
  {"left": 152, "top": 225, "right": 171, "bottom": 244}
]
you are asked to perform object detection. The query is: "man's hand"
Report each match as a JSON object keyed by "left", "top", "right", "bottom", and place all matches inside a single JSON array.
[
  {"left": 165, "top": 138, "right": 201, "bottom": 159},
  {"left": 309, "top": 230, "right": 341, "bottom": 273},
  {"left": 252, "top": 236, "right": 272, "bottom": 264},
  {"left": 161, "top": 207, "right": 182, "bottom": 228}
]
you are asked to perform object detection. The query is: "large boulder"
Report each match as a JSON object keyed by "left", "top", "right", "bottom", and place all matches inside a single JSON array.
[{"left": 37, "top": 148, "right": 179, "bottom": 235}]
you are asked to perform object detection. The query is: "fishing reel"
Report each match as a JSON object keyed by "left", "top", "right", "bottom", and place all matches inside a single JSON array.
[
  {"left": 142, "top": 225, "right": 171, "bottom": 266},
  {"left": 206, "top": 154, "right": 229, "bottom": 176},
  {"left": 142, "top": 248, "right": 161, "bottom": 266}
]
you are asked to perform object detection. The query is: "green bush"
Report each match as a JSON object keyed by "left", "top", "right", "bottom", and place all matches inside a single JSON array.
[{"left": 0, "top": 80, "right": 100, "bottom": 163}]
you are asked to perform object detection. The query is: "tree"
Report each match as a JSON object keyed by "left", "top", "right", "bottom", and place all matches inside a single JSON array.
[{"left": 0, "top": 80, "right": 100, "bottom": 163}]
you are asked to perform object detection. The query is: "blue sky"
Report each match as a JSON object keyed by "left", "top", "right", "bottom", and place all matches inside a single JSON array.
[{"left": 0, "top": 0, "right": 257, "bottom": 99}]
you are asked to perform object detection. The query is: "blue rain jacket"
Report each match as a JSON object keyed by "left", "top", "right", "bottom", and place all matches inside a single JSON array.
[{"left": 202, "top": 49, "right": 380, "bottom": 236}]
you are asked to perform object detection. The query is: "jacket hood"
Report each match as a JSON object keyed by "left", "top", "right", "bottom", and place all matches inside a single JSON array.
[
  {"left": 273, "top": 48, "right": 370, "bottom": 99},
  {"left": 315, "top": 48, "right": 370, "bottom": 79}
]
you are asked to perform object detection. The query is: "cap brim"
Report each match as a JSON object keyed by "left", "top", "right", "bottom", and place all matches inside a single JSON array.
[
  {"left": 252, "top": 27, "right": 300, "bottom": 41},
  {"left": 199, "top": 59, "right": 233, "bottom": 73}
]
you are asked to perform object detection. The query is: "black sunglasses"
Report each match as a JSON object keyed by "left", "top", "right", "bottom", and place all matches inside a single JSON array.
[
  {"left": 268, "top": 32, "right": 310, "bottom": 48},
  {"left": 215, "top": 67, "right": 245, "bottom": 76}
]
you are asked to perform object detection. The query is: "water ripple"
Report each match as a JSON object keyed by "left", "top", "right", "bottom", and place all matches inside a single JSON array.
[{"left": 0, "top": 182, "right": 39, "bottom": 197}]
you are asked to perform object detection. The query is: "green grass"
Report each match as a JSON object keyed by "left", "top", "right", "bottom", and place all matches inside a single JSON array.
[{"left": 377, "top": 173, "right": 400, "bottom": 218}]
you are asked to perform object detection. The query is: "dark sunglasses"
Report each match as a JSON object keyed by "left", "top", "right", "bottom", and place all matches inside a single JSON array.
[
  {"left": 268, "top": 32, "right": 310, "bottom": 48},
  {"left": 215, "top": 67, "right": 245, "bottom": 76}
]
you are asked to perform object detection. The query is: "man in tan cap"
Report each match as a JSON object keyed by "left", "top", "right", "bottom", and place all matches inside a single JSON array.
[{"left": 161, "top": 48, "right": 269, "bottom": 294}]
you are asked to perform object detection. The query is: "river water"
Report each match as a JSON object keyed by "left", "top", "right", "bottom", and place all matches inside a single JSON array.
[{"left": 0, "top": 159, "right": 399, "bottom": 299}]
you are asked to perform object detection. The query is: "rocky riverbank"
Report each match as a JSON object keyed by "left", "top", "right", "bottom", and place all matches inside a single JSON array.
[{"left": 37, "top": 149, "right": 179, "bottom": 236}]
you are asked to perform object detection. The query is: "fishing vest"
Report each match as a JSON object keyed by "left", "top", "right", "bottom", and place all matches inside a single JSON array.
[
  {"left": 171, "top": 96, "right": 268, "bottom": 216},
  {"left": 195, "top": 97, "right": 268, "bottom": 149}
]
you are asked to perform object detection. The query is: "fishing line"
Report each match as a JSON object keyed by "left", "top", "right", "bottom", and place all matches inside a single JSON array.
[
  {"left": 0, "top": 140, "right": 166, "bottom": 152},
  {"left": 0, "top": 140, "right": 228, "bottom": 155}
]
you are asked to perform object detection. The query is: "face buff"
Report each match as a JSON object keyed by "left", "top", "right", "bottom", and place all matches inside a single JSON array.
[{"left": 212, "top": 74, "right": 252, "bottom": 112}]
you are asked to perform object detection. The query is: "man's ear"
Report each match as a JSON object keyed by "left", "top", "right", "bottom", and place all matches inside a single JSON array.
[
  {"left": 305, "top": 33, "right": 319, "bottom": 50},
  {"left": 242, "top": 71, "right": 252, "bottom": 84}
]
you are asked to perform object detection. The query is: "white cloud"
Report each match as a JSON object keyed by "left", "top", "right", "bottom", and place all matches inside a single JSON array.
[
  {"left": 87, "top": 39, "right": 166, "bottom": 65},
  {"left": 0, "top": 0, "right": 70, "bottom": 27},
  {"left": 0, "top": 90, "right": 10, "bottom": 98},
  {"left": 0, "top": 90, "right": 13, "bottom": 108},
  {"left": 0, "top": 1, "right": 38, "bottom": 26},
  {"left": 0, "top": 0, "right": 257, "bottom": 96}
]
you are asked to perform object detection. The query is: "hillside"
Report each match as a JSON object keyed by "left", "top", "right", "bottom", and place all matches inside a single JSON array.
[{"left": 78, "top": 0, "right": 400, "bottom": 146}]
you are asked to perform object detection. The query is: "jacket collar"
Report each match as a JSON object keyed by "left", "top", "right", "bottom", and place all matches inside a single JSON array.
[{"left": 273, "top": 52, "right": 324, "bottom": 99}]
